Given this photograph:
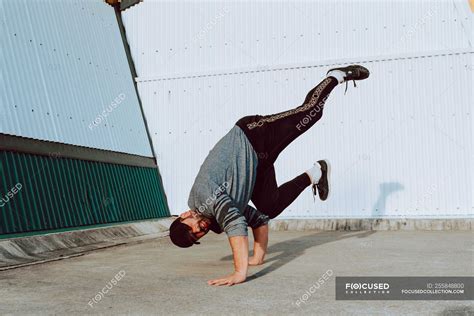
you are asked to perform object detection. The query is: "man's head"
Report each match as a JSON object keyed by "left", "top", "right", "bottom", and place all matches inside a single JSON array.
[{"left": 169, "top": 210, "right": 211, "bottom": 248}]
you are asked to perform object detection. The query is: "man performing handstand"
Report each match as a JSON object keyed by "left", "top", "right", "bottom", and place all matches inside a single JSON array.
[{"left": 169, "top": 65, "right": 370, "bottom": 286}]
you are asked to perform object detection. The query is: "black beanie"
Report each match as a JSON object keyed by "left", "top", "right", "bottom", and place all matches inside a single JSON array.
[{"left": 169, "top": 217, "right": 200, "bottom": 248}]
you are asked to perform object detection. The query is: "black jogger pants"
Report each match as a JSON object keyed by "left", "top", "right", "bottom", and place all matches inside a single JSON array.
[{"left": 236, "top": 77, "right": 338, "bottom": 219}]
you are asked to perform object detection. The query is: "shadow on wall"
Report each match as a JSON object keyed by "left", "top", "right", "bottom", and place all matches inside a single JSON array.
[
  {"left": 357, "top": 181, "right": 404, "bottom": 240},
  {"left": 371, "top": 182, "right": 404, "bottom": 218}
]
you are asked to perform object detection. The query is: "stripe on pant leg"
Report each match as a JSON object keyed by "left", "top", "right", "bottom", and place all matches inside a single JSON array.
[{"left": 246, "top": 77, "right": 333, "bottom": 130}]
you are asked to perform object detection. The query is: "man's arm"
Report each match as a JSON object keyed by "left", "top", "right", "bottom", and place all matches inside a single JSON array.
[
  {"left": 249, "top": 224, "right": 268, "bottom": 265},
  {"left": 207, "top": 235, "right": 249, "bottom": 286},
  {"left": 207, "top": 197, "right": 258, "bottom": 286}
]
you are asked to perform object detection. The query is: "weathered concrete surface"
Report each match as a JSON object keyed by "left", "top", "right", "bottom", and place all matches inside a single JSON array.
[
  {"left": 1, "top": 231, "right": 473, "bottom": 315},
  {"left": 2, "top": 217, "right": 471, "bottom": 269}
]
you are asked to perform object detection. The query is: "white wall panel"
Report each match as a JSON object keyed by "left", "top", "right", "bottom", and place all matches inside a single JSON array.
[
  {"left": 123, "top": 0, "right": 473, "bottom": 78},
  {"left": 136, "top": 52, "right": 472, "bottom": 218},
  {"left": 1, "top": 0, "right": 153, "bottom": 157},
  {"left": 123, "top": 0, "right": 473, "bottom": 218}
]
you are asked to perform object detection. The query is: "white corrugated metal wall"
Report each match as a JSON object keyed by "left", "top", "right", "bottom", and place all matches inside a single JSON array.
[
  {"left": 1, "top": 0, "right": 153, "bottom": 157},
  {"left": 122, "top": 0, "right": 473, "bottom": 218}
]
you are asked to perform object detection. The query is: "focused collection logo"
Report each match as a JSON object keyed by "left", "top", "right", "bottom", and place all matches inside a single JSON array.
[
  {"left": 345, "top": 282, "right": 390, "bottom": 294},
  {"left": 336, "top": 277, "right": 471, "bottom": 300}
]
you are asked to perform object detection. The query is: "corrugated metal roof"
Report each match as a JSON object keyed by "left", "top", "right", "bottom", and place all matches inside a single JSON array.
[
  {"left": 0, "top": 150, "right": 169, "bottom": 235},
  {"left": 1, "top": 0, "right": 153, "bottom": 157}
]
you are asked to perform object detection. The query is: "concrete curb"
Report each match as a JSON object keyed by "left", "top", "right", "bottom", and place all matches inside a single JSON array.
[
  {"left": 0, "top": 218, "right": 174, "bottom": 270},
  {"left": 268, "top": 218, "right": 473, "bottom": 231},
  {"left": 1, "top": 217, "right": 472, "bottom": 270}
]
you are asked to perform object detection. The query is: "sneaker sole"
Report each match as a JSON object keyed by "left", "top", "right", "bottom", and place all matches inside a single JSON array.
[{"left": 323, "top": 159, "right": 331, "bottom": 201}]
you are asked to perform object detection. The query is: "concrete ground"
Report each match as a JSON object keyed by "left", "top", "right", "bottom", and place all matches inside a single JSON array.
[{"left": 0, "top": 231, "right": 473, "bottom": 315}]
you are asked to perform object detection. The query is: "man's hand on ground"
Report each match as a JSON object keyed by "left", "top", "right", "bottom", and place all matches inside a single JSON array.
[
  {"left": 207, "top": 272, "right": 246, "bottom": 286},
  {"left": 207, "top": 235, "right": 248, "bottom": 286}
]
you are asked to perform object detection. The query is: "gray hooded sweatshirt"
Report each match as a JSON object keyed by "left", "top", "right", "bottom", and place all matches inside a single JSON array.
[{"left": 187, "top": 125, "right": 269, "bottom": 237}]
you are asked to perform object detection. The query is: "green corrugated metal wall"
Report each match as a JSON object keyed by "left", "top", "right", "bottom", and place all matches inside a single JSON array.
[{"left": 0, "top": 150, "right": 170, "bottom": 235}]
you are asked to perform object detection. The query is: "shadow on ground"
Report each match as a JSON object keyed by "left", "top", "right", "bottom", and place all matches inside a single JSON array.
[
  {"left": 219, "top": 181, "right": 408, "bottom": 282},
  {"left": 220, "top": 231, "right": 372, "bottom": 282}
]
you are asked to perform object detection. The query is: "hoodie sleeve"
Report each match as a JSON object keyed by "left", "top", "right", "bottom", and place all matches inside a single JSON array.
[
  {"left": 214, "top": 194, "right": 248, "bottom": 237},
  {"left": 242, "top": 204, "right": 270, "bottom": 229}
]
